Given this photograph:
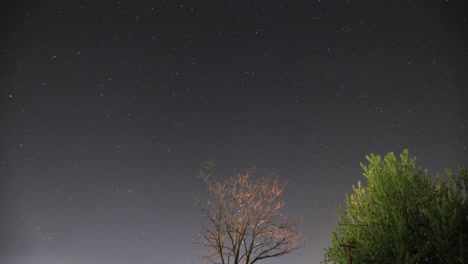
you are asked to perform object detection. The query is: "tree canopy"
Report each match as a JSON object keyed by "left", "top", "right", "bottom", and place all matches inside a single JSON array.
[
  {"left": 323, "top": 150, "right": 468, "bottom": 264},
  {"left": 195, "top": 161, "right": 303, "bottom": 264}
]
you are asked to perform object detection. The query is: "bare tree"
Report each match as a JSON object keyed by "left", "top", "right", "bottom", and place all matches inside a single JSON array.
[{"left": 194, "top": 161, "right": 303, "bottom": 264}]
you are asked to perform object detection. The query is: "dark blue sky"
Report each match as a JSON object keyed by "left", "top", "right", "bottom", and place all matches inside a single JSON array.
[{"left": 1, "top": 1, "right": 467, "bottom": 263}]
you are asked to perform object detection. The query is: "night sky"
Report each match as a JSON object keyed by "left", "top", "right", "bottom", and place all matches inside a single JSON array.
[{"left": 1, "top": 1, "right": 467, "bottom": 263}]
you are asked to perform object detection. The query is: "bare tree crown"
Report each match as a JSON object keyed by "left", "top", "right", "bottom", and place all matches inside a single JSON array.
[{"left": 195, "top": 161, "right": 303, "bottom": 264}]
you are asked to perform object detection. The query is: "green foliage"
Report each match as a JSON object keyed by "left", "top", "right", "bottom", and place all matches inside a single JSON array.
[{"left": 322, "top": 150, "right": 468, "bottom": 264}]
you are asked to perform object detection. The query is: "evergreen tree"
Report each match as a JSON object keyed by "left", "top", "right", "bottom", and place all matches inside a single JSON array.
[{"left": 323, "top": 150, "right": 468, "bottom": 263}]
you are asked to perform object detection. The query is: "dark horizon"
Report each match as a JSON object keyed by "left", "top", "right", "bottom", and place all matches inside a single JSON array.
[{"left": 1, "top": 1, "right": 467, "bottom": 263}]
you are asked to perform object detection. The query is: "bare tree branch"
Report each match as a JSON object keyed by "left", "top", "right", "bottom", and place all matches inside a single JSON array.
[{"left": 194, "top": 162, "right": 304, "bottom": 264}]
